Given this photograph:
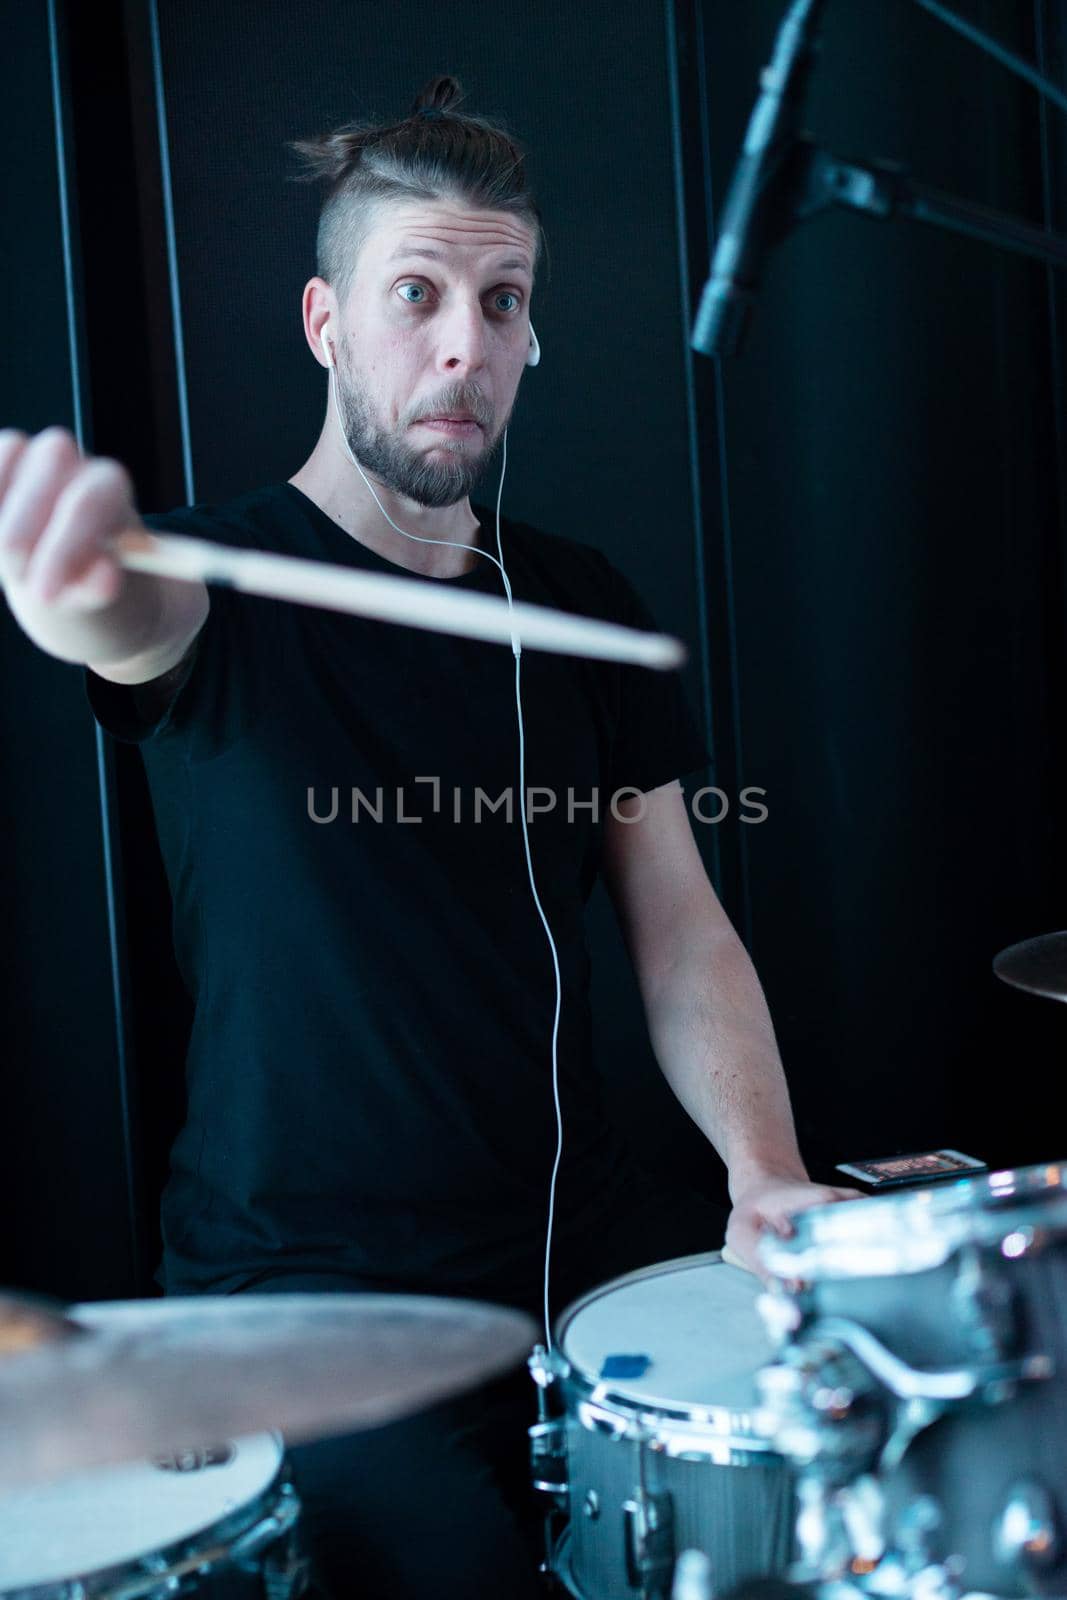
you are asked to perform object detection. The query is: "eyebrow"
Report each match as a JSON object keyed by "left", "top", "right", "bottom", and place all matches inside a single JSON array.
[{"left": 387, "top": 244, "right": 532, "bottom": 274}]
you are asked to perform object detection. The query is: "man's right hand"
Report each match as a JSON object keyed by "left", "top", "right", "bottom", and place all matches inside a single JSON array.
[
  {"left": 0, "top": 427, "right": 133, "bottom": 621},
  {"left": 0, "top": 426, "right": 207, "bottom": 679}
]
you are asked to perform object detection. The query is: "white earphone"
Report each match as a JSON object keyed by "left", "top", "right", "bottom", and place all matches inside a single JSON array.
[{"left": 321, "top": 325, "right": 540, "bottom": 369}]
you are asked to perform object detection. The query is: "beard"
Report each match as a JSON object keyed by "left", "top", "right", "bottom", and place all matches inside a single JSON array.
[{"left": 333, "top": 339, "right": 507, "bottom": 508}]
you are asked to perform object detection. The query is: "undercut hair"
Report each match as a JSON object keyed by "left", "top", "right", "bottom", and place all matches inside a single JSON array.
[{"left": 286, "top": 74, "right": 545, "bottom": 310}]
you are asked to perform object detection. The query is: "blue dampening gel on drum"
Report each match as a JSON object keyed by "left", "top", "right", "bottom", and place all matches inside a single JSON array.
[{"left": 600, "top": 1353, "right": 651, "bottom": 1378}]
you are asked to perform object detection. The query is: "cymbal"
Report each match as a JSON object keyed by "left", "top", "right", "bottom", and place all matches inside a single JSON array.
[
  {"left": 0, "top": 1291, "right": 535, "bottom": 1490},
  {"left": 993, "top": 930, "right": 1067, "bottom": 1001}
]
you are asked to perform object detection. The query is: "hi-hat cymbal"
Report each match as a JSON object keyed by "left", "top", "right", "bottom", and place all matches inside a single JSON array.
[
  {"left": 993, "top": 930, "right": 1067, "bottom": 1001},
  {"left": 0, "top": 1292, "right": 535, "bottom": 1490}
]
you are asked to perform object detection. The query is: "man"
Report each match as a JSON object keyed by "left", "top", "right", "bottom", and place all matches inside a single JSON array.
[{"left": 0, "top": 77, "right": 854, "bottom": 1599}]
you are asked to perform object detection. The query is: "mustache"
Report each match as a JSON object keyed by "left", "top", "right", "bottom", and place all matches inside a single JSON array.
[{"left": 407, "top": 384, "right": 494, "bottom": 430}]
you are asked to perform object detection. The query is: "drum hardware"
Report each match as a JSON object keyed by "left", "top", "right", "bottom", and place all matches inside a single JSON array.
[
  {"left": 623, "top": 1435, "right": 676, "bottom": 1597},
  {"left": 528, "top": 1344, "right": 571, "bottom": 1501},
  {"left": 992, "top": 1479, "right": 1062, "bottom": 1577},
  {"left": 790, "top": 1474, "right": 887, "bottom": 1586},
  {"left": 949, "top": 1246, "right": 1020, "bottom": 1366},
  {"left": 671, "top": 1548, "right": 715, "bottom": 1600},
  {"left": 889, "top": 1498, "right": 968, "bottom": 1599},
  {"left": 771, "top": 1314, "right": 1048, "bottom": 1405},
  {"left": 530, "top": 1414, "right": 571, "bottom": 1501},
  {"left": 754, "top": 1339, "right": 888, "bottom": 1484},
  {"left": 153, "top": 1444, "right": 236, "bottom": 1473},
  {"left": 529, "top": 1342, "right": 572, "bottom": 1589}
]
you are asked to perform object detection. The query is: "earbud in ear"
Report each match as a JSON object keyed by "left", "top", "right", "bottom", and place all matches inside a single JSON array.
[
  {"left": 526, "top": 325, "right": 541, "bottom": 368},
  {"left": 322, "top": 324, "right": 334, "bottom": 370}
]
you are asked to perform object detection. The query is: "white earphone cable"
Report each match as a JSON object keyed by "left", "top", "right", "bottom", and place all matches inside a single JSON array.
[{"left": 327, "top": 351, "right": 565, "bottom": 1347}]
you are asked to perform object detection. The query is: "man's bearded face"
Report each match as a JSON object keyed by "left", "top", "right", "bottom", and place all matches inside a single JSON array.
[
  {"left": 332, "top": 333, "right": 504, "bottom": 508},
  {"left": 326, "top": 199, "right": 537, "bottom": 507}
]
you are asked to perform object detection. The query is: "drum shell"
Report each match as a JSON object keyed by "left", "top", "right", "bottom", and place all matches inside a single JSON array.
[
  {"left": 559, "top": 1405, "right": 795, "bottom": 1597},
  {"left": 885, "top": 1383, "right": 1067, "bottom": 1599}
]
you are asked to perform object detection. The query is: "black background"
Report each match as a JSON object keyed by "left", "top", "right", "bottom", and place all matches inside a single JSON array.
[{"left": 2, "top": 0, "right": 1065, "bottom": 1300}]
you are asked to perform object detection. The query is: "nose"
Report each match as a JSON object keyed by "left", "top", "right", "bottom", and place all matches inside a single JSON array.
[{"left": 437, "top": 298, "right": 488, "bottom": 377}]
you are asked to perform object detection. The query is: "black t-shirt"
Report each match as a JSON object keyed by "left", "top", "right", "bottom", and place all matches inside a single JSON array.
[{"left": 84, "top": 482, "right": 709, "bottom": 1309}]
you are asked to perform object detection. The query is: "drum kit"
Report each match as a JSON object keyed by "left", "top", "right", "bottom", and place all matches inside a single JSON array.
[
  {"left": 1, "top": 961, "right": 1064, "bottom": 1600},
  {"left": 528, "top": 933, "right": 1067, "bottom": 1600},
  {"left": 531, "top": 1162, "right": 1067, "bottom": 1600}
]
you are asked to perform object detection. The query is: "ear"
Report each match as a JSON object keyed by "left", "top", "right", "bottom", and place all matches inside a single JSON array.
[{"left": 302, "top": 276, "right": 337, "bottom": 371}]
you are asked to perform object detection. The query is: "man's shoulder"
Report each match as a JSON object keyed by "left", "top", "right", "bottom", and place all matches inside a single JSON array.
[{"left": 142, "top": 482, "right": 293, "bottom": 545}]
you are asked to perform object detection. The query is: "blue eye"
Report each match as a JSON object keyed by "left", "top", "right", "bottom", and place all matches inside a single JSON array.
[
  {"left": 494, "top": 292, "right": 520, "bottom": 313},
  {"left": 398, "top": 283, "right": 428, "bottom": 304}
]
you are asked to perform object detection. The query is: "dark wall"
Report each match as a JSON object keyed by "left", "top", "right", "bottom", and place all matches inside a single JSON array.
[
  {"left": 0, "top": 2, "right": 138, "bottom": 1298},
  {"left": 2, "top": 0, "right": 1065, "bottom": 1299},
  {"left": 693, "top": 0, "right": 1067, "bottom": 1175}
]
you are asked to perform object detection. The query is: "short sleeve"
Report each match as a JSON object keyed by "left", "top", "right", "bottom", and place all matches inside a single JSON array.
[
  {"left": 83, "top": 639, "right": 200, "bottom": 745},
  {"left": 81, "top": 506, "right": 278, "bottom": 758},
  {"left": 603, "top": 559, "right": 711, "bottom": 796}
]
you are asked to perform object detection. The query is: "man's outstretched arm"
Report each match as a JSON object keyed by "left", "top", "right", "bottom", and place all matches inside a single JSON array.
[{"left": 601, "top": 778, "right": 856, "bottom": 1274}]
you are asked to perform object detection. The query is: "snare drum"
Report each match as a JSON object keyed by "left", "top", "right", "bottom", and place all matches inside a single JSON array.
[
  {"left": 0, "top": 1432, "right": 302, "bottom": 1599},
  {"left": 759, "top": 1161, "right": 1067, "bottom": 1598},
  {"left": 532, "top": 1252, "right": 796, "bottom": 1599}
]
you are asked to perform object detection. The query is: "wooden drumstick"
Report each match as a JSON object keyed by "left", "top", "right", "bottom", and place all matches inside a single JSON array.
[
  {"left": 111, "top": 529, "right": 687, "bottom": 670},
  {"left": 720, "top": 1244, "right": 752, "bottom": 1272}
]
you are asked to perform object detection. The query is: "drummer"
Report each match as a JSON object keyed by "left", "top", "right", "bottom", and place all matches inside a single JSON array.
[{"left": 0, "top": 76, "right": 855, "bottom": 1600}]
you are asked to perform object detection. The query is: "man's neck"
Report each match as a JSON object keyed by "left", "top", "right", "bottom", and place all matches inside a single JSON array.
[{"left": 288, "top": 446, "right": 482, "bottom": 580}]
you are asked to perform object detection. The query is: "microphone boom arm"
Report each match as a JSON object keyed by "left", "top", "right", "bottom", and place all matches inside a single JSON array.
[{"left": 795, "top": 138, "right": 1067, "bottom": 271}]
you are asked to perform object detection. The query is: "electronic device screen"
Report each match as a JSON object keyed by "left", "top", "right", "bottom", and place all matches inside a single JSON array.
[{"left": 835, "top": 1148, "right": 987, "bottom": 1189}]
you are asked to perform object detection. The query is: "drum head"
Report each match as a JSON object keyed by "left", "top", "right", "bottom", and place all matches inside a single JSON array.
[
  {"left": 0, "top": 1431, "right": 282, "bottom": 1590},
  {"left": 558, "top": 1253, "right": 776, "bottom": 1417}
]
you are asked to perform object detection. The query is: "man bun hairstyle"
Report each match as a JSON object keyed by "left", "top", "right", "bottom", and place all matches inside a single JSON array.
[{"left": 286, "top": 75, "right": 545, "bottom": 310}]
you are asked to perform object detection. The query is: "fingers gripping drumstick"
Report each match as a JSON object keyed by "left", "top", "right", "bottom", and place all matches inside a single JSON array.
[{"left": 112, "top": 530, "right": 686, "bottom": 670}]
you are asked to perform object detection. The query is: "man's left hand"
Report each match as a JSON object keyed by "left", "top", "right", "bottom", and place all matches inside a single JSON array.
[{"left": 724, "top": 1175, "right": 862, "bottom": 1279}]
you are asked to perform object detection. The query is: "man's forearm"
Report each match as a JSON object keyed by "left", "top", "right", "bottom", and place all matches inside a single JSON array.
[{"left": 641, "top": 930, "right": 807, "bottom": 1198}]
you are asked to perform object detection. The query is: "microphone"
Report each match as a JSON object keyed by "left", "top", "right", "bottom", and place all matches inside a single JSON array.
[{"left": 691, "top": 0, "right": 831, "bottom": 359}]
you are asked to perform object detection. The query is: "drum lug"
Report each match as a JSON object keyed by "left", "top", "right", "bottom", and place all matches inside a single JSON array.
[
  {"left": 623, "top": 1487, "right": 675, "bottom": 1596},
  {"left": 528, "top": 1344, "right": 570, "bottom": 1505},
  {"left": 994, "top": 1478, "right": 1062, "bottom": 1575},
  {"left": 529, "top": 1341, "right": 567, "bottom": 1394},
  {"left": 529, "top": 1417, "right": 570, "bottom": 1502},
  {"left": 757, "top": 1285, "right": 804, "bottom": 1346},
  {"left": 951, "top": 1245, "right": 1019, "bottom": 1363}
]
